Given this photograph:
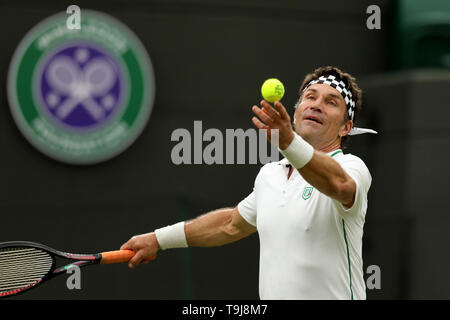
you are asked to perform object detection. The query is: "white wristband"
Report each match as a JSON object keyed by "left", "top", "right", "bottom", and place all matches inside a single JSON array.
[
  {"left": 154, "top": 222, "right": 188, "bottom": 250},
  {"left": 279, "top": 134, "right": 314, "bottom": 169}
]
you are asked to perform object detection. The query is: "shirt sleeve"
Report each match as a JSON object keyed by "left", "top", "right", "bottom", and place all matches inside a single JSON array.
[
  {"left": 237, "top": 190, "right": 257, "bottom": 227},
  {"left": 333, "top": 155, "right": 372, "bottom": 216}
]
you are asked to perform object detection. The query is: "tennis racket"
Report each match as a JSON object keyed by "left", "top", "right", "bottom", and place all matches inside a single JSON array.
[{"left": 0, "top": 241, "right": 155, "bottom": 298}]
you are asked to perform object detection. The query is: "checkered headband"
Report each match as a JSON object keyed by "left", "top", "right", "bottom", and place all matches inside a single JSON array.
[{"left": 303, "top": 74, "right": 356, "bottom": 121}]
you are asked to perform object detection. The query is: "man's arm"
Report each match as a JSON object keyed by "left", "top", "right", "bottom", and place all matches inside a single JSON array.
[
  {"left": 121, "top": 207, "right": 256, "bottom": 268},
  {"left": 299, "top": 151, "right": 356, "bottom": 208},
  {"left": 251, "top": 100, "right": 356, "bottom": 208},
  {"left": 185, "top": 207, "right": 257, "bottom": 247}
]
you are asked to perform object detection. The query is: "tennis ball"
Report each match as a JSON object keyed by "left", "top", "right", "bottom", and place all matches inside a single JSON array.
[{"left": 261, "top": 78, "right": 285, "bottom": 103}]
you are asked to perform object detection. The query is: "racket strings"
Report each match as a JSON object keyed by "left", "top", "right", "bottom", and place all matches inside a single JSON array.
[{"left": 0, "top": 247, "right": 53, "bottom": 293}]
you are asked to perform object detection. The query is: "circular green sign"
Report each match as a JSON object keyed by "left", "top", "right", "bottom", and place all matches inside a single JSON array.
[{"left": 8, "top": 10, "right": 155, "bottom": 164}]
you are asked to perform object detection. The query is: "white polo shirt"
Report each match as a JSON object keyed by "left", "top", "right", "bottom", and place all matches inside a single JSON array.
[{"left": 237, "top": 149, "right": 371, "bottom": 300}]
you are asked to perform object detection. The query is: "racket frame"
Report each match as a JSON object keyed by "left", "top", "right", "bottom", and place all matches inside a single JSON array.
[{"left": 0, "top": 241, "right": 102, "bottom": 298}]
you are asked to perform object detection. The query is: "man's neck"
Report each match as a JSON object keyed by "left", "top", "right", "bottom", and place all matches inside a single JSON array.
[
  {"left": 317, "top": 141, "right": 342, "bottom": 153},
  {"left": 302, "top": 135, "right": 341, "bottom": 154}
]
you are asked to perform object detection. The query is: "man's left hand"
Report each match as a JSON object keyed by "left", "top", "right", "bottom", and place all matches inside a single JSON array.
[{"left": 252, "top": 100, "right": 295, "bottom": 150}]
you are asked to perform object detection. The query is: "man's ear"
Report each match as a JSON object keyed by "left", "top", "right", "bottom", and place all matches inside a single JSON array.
[{"left": 340, "top": 119, "right": 353, "bottom": 137}]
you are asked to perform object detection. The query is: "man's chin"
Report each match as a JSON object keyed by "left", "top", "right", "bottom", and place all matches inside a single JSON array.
[{"left": 296, "top": 126, "right": 322, "bottom": 140}]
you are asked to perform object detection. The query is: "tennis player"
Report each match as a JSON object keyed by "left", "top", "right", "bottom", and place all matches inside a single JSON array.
[{"left": 121, "top": 66, "right": 376, "bottom": 300}]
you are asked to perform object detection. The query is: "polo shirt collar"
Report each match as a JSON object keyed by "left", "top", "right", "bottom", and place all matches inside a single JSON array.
[{"left": 328, "top": 149, "right": 343, "bottom": 158}]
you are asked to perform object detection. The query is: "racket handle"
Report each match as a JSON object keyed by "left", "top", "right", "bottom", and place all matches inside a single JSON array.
[
  {"left": 101, "top": 250, "right": 135, "bottom": 264},
  {"left": 100, "top": 250, "right": 157, "bottom": 264}
]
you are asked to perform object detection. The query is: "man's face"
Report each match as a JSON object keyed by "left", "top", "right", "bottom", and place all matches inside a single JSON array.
[{"left": 293, "top": 83, "right": 352, "bottom": 147}]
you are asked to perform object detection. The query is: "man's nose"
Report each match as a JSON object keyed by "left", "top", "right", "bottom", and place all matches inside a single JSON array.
[{"left": 309, "top": 100, "right": 323, "bottom": 112}]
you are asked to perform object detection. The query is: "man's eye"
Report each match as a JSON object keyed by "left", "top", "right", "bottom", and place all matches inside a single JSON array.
[{"left": 328, "top": 100, "right": 336, "bottom": 106}]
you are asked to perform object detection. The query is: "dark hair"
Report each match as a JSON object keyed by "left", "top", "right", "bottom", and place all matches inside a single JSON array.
[{"left": 297, "top": 66, "right": 363, "bottom": 149}]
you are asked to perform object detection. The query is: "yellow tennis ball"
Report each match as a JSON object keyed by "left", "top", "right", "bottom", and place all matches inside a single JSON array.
[{"left": 261, "top": 78, "right": 285, "bottom": 103}]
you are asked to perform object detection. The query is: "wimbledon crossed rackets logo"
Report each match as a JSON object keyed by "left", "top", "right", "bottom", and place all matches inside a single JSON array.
[
  {"left": 39, "top": 45, "right": 124, "bottom": 129},
  {"left": 43, "top": 52, "right": 119, "bottom": 124},
  {"left": 8, "top": 10, "right": 155, "bottom": 164}
]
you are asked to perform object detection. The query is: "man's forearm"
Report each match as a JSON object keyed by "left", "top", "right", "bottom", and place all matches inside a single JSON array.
[{"left": 185, "top": 207, "right": 253, "bottom": 247}]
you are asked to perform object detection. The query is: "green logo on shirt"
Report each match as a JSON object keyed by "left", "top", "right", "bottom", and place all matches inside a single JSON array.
[{"left": 302, "top": 186, "right": 314, "bottom": 200}]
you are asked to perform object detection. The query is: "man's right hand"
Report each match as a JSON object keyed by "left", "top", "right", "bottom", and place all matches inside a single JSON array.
[{"left": 120, "top": 232, "right": 160, "bottom": 268}]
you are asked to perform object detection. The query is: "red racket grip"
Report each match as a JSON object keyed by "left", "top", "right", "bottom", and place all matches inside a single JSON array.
[{"left": 100, "top": 250, "right": 156, "bottom": 264}]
